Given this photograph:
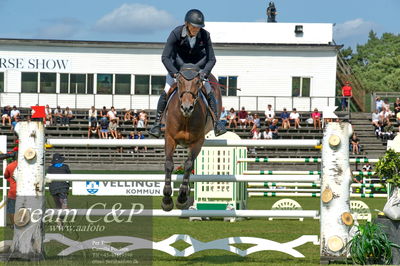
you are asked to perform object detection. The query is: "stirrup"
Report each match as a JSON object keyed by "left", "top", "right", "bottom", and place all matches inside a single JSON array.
[
  {"left": 214, "top": 122, "right": 227, "bottom": 137},
  {"left": 149, "top": 124, "right": 162, "bottom": 138}
]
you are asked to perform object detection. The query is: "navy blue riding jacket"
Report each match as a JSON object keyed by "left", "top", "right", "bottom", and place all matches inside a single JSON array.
[{"left": 161, "top": 25, "right": 216, "bottom": 78}]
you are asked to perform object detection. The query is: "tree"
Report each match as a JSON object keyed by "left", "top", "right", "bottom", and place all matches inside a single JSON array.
[{"left": 341, "top": 31, "right": 400, "bottom": 92}]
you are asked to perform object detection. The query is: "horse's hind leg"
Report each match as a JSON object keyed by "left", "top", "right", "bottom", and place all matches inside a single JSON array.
[
  {"left": 162, "top": 137, "right": 176, "bottom": 212},
  {"left": 176, "top": 142, "right": 202, "bottom": 209}
]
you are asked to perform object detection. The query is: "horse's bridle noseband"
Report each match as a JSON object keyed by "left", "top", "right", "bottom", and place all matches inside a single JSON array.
[{"left": 177, "top": 72, "right": 202, "bottom": 107}]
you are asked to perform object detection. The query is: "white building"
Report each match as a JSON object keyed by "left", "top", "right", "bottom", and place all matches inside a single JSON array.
[{"left": 0, "top": 22, "right": 339, "bottom": 111}]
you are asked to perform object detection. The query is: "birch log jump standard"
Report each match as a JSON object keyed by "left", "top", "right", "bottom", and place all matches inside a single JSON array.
[
  {"left": 320, "top": 122, "right": 353, "bottom": 262},
  {"left": 10, "top": 122, "right": 46, "bottom": 260}
]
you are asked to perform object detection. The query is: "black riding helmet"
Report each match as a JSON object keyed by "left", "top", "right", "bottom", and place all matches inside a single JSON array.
[{"left": 185, "top": 9, "right": 205, "bottom": 28}]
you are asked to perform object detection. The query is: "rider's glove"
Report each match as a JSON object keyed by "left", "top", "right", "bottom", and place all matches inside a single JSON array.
[{"left": 199, "top": 70, "right": 207, "bottom": 81}]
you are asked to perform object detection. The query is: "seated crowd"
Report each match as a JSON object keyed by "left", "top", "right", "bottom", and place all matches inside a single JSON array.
[{"left": 371, "top": 97, "right": 399, "bottom": 141}]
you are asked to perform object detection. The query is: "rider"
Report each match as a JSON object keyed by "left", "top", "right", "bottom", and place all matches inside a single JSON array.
[{"left": 148, "top": 9, "right": 227, "bottom": 138}]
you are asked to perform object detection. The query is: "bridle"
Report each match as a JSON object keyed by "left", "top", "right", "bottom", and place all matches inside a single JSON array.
[{"left": 177, "top": 72, "right": 202, "bottom": 108}]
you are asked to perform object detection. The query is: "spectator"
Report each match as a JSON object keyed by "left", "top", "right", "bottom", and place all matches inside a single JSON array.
[
  {"left": 220, "top": 107, "right": 228, "bottom": 127},
  {"left": 341, "top": 81, "right": 352, "bottom": 111},
  {"left": 237, "top": 107, "right": 248, "bottom": 128},
  {"left": 350, "top": 133, "right": 360, "bottom": 155},
  {"left": 252, "top": 114, "right": 261, "bottom": 130},
  {"left": 382, "top": 99, "right": 391, "bottom": 113},
  {"left": 227, "top": 108, "right": 237, "bottom": 128},
  {"left": 280, "top": 108, "right": 290, "bottom": 129},
  {"left": 379, "top": 107, "right": 392, "bottom": 126},
  {"left": 11, "top": 116, "right": 19, "bottom": 131},
  {"left": 382, "top": 123, "right": 395, "bottom": 140},
  {"left": 251, "top": 127, "right": 261, "bottom": 140},
  {"left": 375, "top": 121, "right": 385, "bottom": 139},
  {"left": 107, "top": 106, "right": 118, "bottom": 123},
  {"left": 264, "top": 104, "right": 275, "bottom": 126},
  {"left": 88, "top": 122, "right": 100, "bottom": 139},
  {"left": 99, "top": 117, "right": 109, "bottom": 139},
  {"left": 116, "top": 131, "right": 124, "bottom": 153},
  {"left": 269, "top": 120, "right": 279, "bottom": 139},
  {"left": 88, "top": 106, "right": 97, "bottom": 124},
  {"left": 62, "top": 107, "right": 73, "bottom": 127},
  {"left": 124, "top": 109, "right": 133, "bottom": 122},
  {"left": 394, "top": 98, "right": 400, "bottom": 116},
  {"left": 371, "top": 109, "right": 380, "bottom": 128},
  {"left": 47, "top": 153, "right": 70, "bottom": 228},
  {"left": 375, "top": 97, "right": 384, "bottom": 112},
  {"left": 138, "top": 110, "right": 148, "bottom": 128},
  {"left": 263, "top": 128, "right": 273, "bottom": 139},
  {"left": 45, "top": 105, "right": 53, "bottom": 126},
  {"left": 397, "top": 111, "right": 400, "bottom": 133},
  {"left": 132, "top": 109, "right": 139, "bottom": 128},
  {"left": 134, "top": 131, "right": 147, "bottom": 152},
  {"left": 2, "top": 105, "right": 11, "bottom": 126},
  {"left": 247, "top": 112, "right": 254, "bottom": 128},
  {"left": 289, "top": 108, "right": 301, "bottom": 129},
  {"left": 53, "top": 106, "right": 63, "bottom": 125},
  {"left": 109, "top": 119, "right": 118, "bottom": 139},
  {"left": 311, "top": 108, "right": 322, "bottom": 129},
  {"left": 100, "top": 106, "right": 108, "bottom": 118},
  {"left": 362, "top": 163, "right": 373, "bottom": 172},
  {"left": 10, "top": 105, "right": 20, "bottom": 120},
  {"left": 4, "top": 153, "right": 17, "bottom": 226}
]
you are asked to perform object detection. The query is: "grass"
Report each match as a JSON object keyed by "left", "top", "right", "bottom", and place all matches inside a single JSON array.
[{"left": 1, "top": 194, "right": 386, "bottom": 266}]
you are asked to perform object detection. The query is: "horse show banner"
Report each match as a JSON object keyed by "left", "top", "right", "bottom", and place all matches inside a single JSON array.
[{"left": 72, "top": 180, "right": 167, "bottom": 196}]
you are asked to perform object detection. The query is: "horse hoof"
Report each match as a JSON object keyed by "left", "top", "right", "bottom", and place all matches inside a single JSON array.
[
  {"left": 161, "top": 197, "right": 174, "bottom": 212},
  {"left": 176, "top": 198, "right": 190, "bottom": 210}
]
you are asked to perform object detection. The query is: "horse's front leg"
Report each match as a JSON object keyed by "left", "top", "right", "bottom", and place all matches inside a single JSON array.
[
  {"left": 176, "top": 141, "right": 203, "bottom": 209},
  {"left": 162, "top": 136, "right": 176, "bottom": 212}
]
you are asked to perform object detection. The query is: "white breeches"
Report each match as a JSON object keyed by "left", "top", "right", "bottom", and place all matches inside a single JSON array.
[{"left": 164, "top": 74, "right": 212, "bottom": 94}]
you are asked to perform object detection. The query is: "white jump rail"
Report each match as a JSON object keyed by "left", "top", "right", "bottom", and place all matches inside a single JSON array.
[
  {"left": 46, "top": 209, "right": 319, "bottom": 218},
  {"left": 45, "top": 174, "right": 321, "bottom": 183},
  {"left": 46, "top": 138, "right": 321, "bottom": 148}
]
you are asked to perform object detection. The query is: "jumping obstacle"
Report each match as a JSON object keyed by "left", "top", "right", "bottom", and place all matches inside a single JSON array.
[
  {"left": 46, "top": 138, "right": 321, "bottom": 148},
  {"left": 237, "top": 157, "right": 379, "bottom": 163},
  {"left": 45, "top": 174, "right": 320, "bottom": 182},
  {"left": 5, "top": 121, "right": 357, "bottom": 261}
]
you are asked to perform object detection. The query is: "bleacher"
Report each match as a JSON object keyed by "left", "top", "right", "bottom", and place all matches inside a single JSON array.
[{"left": 0, "top": 107, "right": 390, "bottom": 171}]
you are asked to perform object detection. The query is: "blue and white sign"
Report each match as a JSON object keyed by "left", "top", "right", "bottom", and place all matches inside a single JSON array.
[
  {"left": 86, "top": 181, "right": 100, "bottom": 194},
  {"left": 73, "top": 180, "right": 167, "bottom": 196}
]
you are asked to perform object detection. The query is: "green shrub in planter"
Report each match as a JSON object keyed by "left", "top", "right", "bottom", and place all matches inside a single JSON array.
[{"left": 347, "top": 222, "right": 400, "bottom": 265}]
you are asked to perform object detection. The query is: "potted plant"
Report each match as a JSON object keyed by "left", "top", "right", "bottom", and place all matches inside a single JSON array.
[
  {"left": 347, "top": 222, "right": 399, "bottom": 265},
  {"left": 375, "top": 149, "right": 400, "bottom": 220}
]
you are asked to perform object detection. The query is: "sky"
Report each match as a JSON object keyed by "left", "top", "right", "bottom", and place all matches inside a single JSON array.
[{"left": 0, "top": 0, "right": 399, "bottom": 49}]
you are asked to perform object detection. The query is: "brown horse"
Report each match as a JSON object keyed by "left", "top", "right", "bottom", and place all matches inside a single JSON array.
[{"left": 161, "top": 63, "right": 222, "bottom": 211}]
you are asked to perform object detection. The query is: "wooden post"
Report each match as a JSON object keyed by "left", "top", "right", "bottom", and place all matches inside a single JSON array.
[
  {"left": 320, "top": 122, "right": 353, "bottom": 263},
  {"left": 10, "top": 122, "right": 45, "bottom": 260}
]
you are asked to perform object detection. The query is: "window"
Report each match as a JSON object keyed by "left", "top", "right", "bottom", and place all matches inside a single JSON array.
[
  {"left": 60, "top": 73, "right": 94, "bottom": 94},
  {"left": 97, "top": 74, "right": 113, "bottom": 94},
  {"left": 115, "top": 74, "right": 131, "bottom": 95},
  {"left": 21, "top": 72, "right": 38, "bottom": 93},
  {"left": 151, "top": 76, "right": 166, "bottom": 95},
  {"left": 40, "top": 73, "right": 56, "bottom": 93},
  {"left": 218, "top": 76, "right": 238, "bottom": 96},
  {"left": 60, "top": 74, "right": 69, "bottom": 93},
  {"left": 70, "top": 74, "right": 86, "bottom": 94},
  {"left": 292, "top": 77, "right": 311, "bottom": 97},
  {"left": 0, "top": 73, "right": 4, "bottom": 92},
  {"left": 135, "top": 75, "right": 149, "bottom": 95}
]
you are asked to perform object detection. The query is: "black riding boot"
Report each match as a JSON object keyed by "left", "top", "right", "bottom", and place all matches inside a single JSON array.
[
  {"left": 149, "top": 91, "right": 168, "bottom": 138},
  {"left": 207, "top": 91, "right": 227, "bottom": 137}
]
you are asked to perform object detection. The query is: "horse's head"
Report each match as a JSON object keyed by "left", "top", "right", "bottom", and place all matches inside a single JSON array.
[{"left": 177, "top": 63, "right": 202, "bottom": 117}]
